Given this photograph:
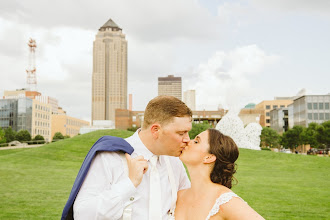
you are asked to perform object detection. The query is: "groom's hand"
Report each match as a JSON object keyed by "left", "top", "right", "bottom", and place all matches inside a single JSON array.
[{"left": 125, "top": 153, "right": 148, "bottom": 187}]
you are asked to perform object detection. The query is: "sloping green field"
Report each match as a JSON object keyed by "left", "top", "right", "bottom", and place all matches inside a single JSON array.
[{"left": 0, "top": 129, "right": 329, "bottom": 219}]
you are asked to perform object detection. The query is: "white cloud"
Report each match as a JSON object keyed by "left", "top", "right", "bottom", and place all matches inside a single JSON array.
[
  {"left": 0, "top": 20, "right": 26, "bottom": 58},
  {"left": 251, "top": 0, "right": 330, "bottom": 16},
  {"left": 0, "top": 0, "right": 329, "bottom": 123},
  {"left": 0, "top": 0, "right": 222, "bottom": 42},
  {"left": 0, "top": 54, "right": 26, "bottom": 90},
  {"left": 189, "top": 45, "right": 279, "bottom": 110},
  {"left": 0, "top": 19, "right": 95, "bottom": 120},
  {"left": 0, "top": 0, "right": 227, "bottom": 120}
]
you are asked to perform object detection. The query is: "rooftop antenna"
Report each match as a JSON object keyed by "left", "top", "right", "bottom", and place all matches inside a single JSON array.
[{"left": 26, "top": 38, "right": 37, "bottom": 91}]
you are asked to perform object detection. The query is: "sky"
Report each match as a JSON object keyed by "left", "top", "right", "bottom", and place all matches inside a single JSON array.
[{"left": 0, "top": 0, "right": 329, "bottom": 123}]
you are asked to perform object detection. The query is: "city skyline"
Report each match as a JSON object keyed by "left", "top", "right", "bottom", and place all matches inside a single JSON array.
[{"left": 0, "top": 0, "right": 329, "bottom": 123}]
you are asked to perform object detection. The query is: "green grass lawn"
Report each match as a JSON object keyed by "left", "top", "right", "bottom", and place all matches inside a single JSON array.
[{"left": 0, "top": 129, "right": 329, "bottom": 219}]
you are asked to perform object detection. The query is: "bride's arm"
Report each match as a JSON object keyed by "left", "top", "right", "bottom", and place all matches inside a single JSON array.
[
  {"left": 220, "top": 197, "right": 265, "bottom": 220},
  {"left": 173, "top": 189, "right": 189, "bottom": 218},
  {"left": 176, "top": 189, "right": 188, "bottom": 208},
  {"left": 177, "top": 189, "right": 188, "bottom": 199}
]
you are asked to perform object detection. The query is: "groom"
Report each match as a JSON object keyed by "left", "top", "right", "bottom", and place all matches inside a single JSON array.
[{"left": 73, "top": 96, "right": 192, "bottom": 219}]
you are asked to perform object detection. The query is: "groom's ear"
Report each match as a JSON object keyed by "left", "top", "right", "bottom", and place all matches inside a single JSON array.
[
  {"left": 203, "top": 154, "right": 216, "bottom": 164},
  {"left": 150, "top": 124, "right": 161, "bottom": 139}
]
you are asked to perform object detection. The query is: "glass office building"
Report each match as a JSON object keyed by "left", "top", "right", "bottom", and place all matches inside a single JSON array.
[
  {"left": 293, "top": 95, "right": 330, "bottom": 127},
  {"left": 0, "top": 98, "right": 33, "bottom": 133},
  {"left": 270, "top": 107, "right": 289, "bottom": 133}
]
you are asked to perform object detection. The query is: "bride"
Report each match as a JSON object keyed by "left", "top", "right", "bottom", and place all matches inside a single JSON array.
[{"left": 171, "top": 128, "right": 264, "bottom": 220}]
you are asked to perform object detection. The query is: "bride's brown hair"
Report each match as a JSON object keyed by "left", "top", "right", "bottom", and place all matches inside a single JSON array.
[{"left": 208, "top": 129, "right": 239, "bottom": 189}]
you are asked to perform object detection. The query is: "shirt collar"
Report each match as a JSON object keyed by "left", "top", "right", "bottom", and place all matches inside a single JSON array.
[{"left": 130, "top": 129, "right": 163, "bottom": 165}]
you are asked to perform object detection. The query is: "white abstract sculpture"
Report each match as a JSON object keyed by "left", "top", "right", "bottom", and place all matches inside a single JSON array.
[{"left": 216, "top": 110, "right": 262, "bottom": 150}]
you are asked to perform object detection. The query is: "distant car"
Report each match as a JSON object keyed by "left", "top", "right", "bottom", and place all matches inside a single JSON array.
[
  {"left": 308, "top": 148, "right": 322, "bottom": 155},
  {"left": 281, "top": 149, "right": 291, "bottom": 154}
]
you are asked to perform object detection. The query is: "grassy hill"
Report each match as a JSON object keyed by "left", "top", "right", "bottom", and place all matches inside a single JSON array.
[{"left": 0, "top": 129, "right": 329, "bottom": 219}]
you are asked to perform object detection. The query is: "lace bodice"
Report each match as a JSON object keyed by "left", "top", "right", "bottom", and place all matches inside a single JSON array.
[
  {"left": 205, "top": 192, "right": 245, "bottom": 219},
  {"left": 168, "top": 192, "right": 245, "bottom": 220}
]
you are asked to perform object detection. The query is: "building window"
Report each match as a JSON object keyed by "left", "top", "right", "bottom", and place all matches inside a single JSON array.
[
  {"left": 273, "top": 105, "right": 278, "bottom": 109},
  {"left": 319, "top": 103, "right": 324, "bottom": 109},
  {"left": 319, "top": 113, "right": 324, "bottom": 120},
  {"left": 280, "top": 105, "right": 285, "bottom": 108},
  {"left": 266, "top": 112, "right": 270, "bottom": 116},
  {"left": 313, "top": 103, "right": 318, "bottom": 109},
  {"left": 325, "top": 113, "right": 329, "bottom": 120},
  {"left": 308, "top": 113, "right": 313, "bottom": 120},
  {"left": 266, "top": 119, "right": 270, "bottom": 123},
  {"left": 325, "top": 103, "right": 329, "bottom": 109},
  {"left": 266, "top": 105, "right": 270, "bottom": 110},
  {"left": 307, "top": 103, "right": 312, "bottom": 110},
  {"left": 314, "top": 113, "right": 318, "bottom": 120}
]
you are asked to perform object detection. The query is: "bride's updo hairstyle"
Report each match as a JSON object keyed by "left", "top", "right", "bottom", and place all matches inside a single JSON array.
[{"left": 208, "top": 129, "right": 239, "bottom": 189}]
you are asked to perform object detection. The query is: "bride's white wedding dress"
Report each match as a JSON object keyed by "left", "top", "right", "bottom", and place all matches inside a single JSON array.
[{"left": 168, "top": 192, "right": 246, "bottom": 220}]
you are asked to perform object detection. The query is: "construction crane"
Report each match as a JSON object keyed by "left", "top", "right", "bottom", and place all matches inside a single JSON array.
[{"left": 26, "top": 38, "right": 37, "bottom": 91}]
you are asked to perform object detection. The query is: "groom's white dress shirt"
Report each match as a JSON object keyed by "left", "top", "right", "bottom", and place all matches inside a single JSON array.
[{"left": 73, "top": 130, "right": 191, "bottom": 220}]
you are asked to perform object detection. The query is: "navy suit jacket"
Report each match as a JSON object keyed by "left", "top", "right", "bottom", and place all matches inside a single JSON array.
[{"left": 61, "top": 136, "right": 134, "bottom": 220}]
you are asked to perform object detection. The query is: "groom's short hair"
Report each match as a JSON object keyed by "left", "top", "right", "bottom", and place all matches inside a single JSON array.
[{"left": 142, "top": 95, "right": 192, "bottom": 129}]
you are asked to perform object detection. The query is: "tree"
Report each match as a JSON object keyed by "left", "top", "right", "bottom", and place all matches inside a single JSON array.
[
  {"left": 301, "top": 122, "right": 319, "bottom": 148},
  {"left": 316, "top": 120, "right": 330, "bottom": 148},
  {"left": 16, "top": 130, "right": 31, "bottom": 142},
  {"left": 4, "top": 127, "right": 17, "bottom": 143},
  {"left": 127, "top": 127, "right": 139, "bottom": 132},
  {"left": 33, "top": 135, "right": 45, "bottom": 144},
  {"left": 189, "top": 121, "right": 212, "bottom": 139},
  {"left": 281, "top": 126, "right": 304, "bottom": 150},
  {"left": 53, "top": 132, "right": 64, "bottom": 141},
  {"left": 64, "top": 135, "right": 71, "bottom": 139},
  {"left": 0, "top": 127, "right": 6, "bottom": 144},
  {"left": 260, "top": 127, "right": 280, "bottom": 148}
]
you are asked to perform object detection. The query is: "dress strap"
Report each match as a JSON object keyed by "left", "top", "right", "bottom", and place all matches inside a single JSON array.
[{"left": 206, "top": 192, "right": 245, "bottom": 220}]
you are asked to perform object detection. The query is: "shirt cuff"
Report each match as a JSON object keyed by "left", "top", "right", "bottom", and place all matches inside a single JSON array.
[{"left": 111, "top": 176, "right": 137, "bottom": 202}]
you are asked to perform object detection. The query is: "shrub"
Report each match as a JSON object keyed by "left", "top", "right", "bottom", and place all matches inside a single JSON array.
[
  {"left": 16, "top": 130, "right": 32, "bottom": 142},
  {"left": 33, "top": 135, "right": 45, "bottom": 144},
  {"left": 52, "top": 132, "right": 64, "bottom": 141}
]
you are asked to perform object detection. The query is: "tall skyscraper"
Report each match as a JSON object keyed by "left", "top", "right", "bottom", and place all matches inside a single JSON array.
[
  {"left": 92, "top": 19, "right": 128, "bottom": 123},
  {"left": 158, "top": 75, "right": 182, "bottom": 100},
  {"left": 183, "top": 90, "right": 196, "bottom": 110}
]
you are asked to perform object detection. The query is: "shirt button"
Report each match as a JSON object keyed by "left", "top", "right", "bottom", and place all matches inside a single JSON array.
[{"left": 130, "top": 197, "right": 134, "bottom": 201}]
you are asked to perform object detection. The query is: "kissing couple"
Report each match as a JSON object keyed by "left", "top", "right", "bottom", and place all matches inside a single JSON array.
[{"left": 62, "top": 96, "right": 264, "bottom": 220}]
